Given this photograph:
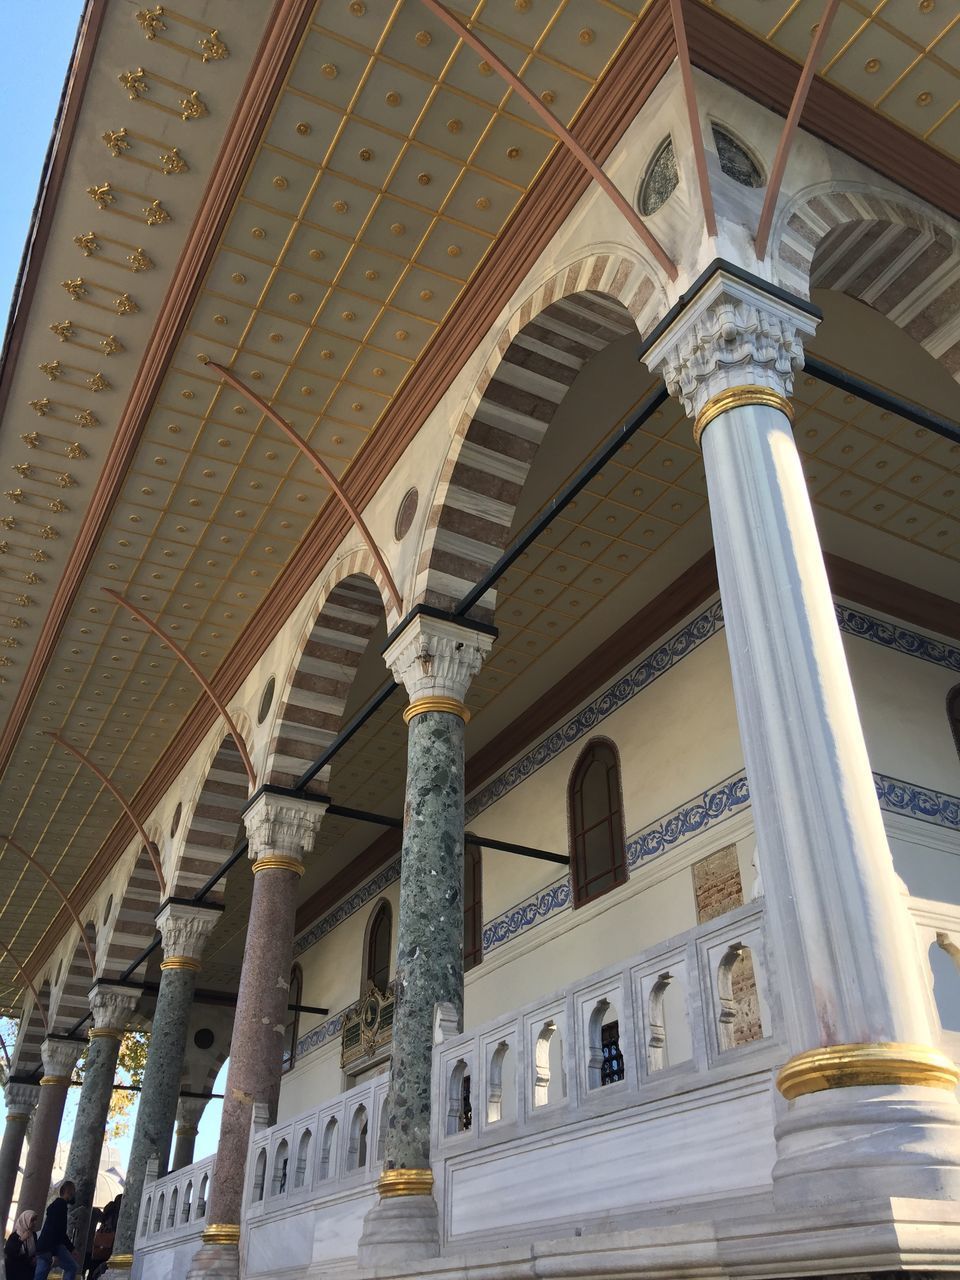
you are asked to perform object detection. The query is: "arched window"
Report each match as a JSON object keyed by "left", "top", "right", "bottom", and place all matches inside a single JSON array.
[
  {"left": 366, "top": 902, "right": 392, "bottom": 992},
  {"left": 282, "top": 963, "right": 302, "bottom": 1073},
  {"left": 568, "top": 739, "right": 627, "bottom": 907},
  {"left": 464, "top": 843, "right": 483, "bottom": 972},
  {"left": 949, "top": 685, "right": 960, "bottom": 762}
]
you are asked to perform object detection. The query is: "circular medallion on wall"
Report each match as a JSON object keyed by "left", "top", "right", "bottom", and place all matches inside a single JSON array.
[
  {"left": 194, "top": 1027, "right": 215, "bottom": 1051},
  {"left": 394, "top": 487, "right": 418, "bottom": 541}
]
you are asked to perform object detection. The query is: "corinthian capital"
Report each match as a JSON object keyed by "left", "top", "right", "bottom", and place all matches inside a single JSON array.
[
  {"left": 383, "top": 613, "right": 494, "bottom": 704},
  {"left": 41, "top": 1036, "right": 83, "bottom": 1080},
  {"left": 643, "top": 271, "right": 819, "bottom": 421},
  {"left": 4, "top": 1082, "right": 39, "bottom": 1118},
  {"left": 88, "top": 983, "right": 138, "bottom": 1032},
  {"left": 156, "top": 902, "right": 221, "bottom": 966},
  {"left": 242, "top": 790, "right": 325, "bottom": 871}
]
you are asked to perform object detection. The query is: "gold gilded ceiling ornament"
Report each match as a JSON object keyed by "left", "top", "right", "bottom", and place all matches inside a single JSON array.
[
  {"left": 136, "top": 6, "right": 166, "bottom": 39},
  {"left": 0, "top": 518, "right": 13, "bottom": 531},
  {"left": 385, "top": 91, "right": 401, "bottom": 106},
  {"left": 540, "top": 90, "right": 555, "bottom": 105},
  {"left": 199, "top": 29, "right": 228, "bottom": 61},
  {"left": 349, "top": 1, "right": 366, "bottom": 14},
  {"left": 416, "top": 30, "right": 431, "bottom": 45},
  {"left": 321, "top": 63, "right": 337, "bottom": 78},
  {"left": 179, "top": 90, "right": 207, "bottom": 121},
  {"left": 23, "top": 573, "right": 40, "bottom": 585},
  {"left": 916, "top": 91, "right": 932, "bottom": 106},
  {"left": 50, "top": 321, "right": 74, "bottom": 341},
  {"left": 160, "top": 147, "right": 188, "bottom": 174},
  {"left": 4, "top": 491, "right": 23, "bottom": 505},
  {"left": 475, "top": 196, "right": 490, "bottom": 210},
  {"left": 9, "top": 617, "right": 26, "bottom": 627},
  {"left": 30, "top": 550, "right": 48, "bottom": 563},
  {"left": 56, "top": 474, "right": 77, "bottom": 489},
  {"left": 127, "top": 247, "right": 154, "bottom": 272},
  {"left": 102, "top": 127, "right": 131, "bottom": 157},
  {"left": 66, "top": 443, "right": 86, "bottom": 460},
  {"left": 1, "top": 636, "right": 19, "bottom": 647},
  {"left": 28, "top": 399, "right": 50, "bottom": 417},
  {"left": 74, "top": 231, "right": 100, "bottom": 256},
  {"left": 19, "top": 434, "right": 38, "bottom": 449},
  {"left": 0, "top": 657, "right": 12, "bottom": 667},
  {"left": 75, "top": 409, "right": 99, "bottom": 428},
  {"left": 865, "top": 58, "right": 880, "bottom": 72},
  {"left": 38, "top": 361, "right": 62, "bottom": 382},
  {"left": 39, "top": 524, "right": 57, "bottom": 538},
  {"left": 578, "top": 28, "right": 594, "bottom": 43},
  {"left": 273, "top": 175, "right": 288, "bottom": 189},
  {"left": 447, "top": 118, "right": 462, "bottom": 133},
  {"left": 114, "top": 293, "right": 138, "bottom": 315},
  {"left": 333, "top": 199, "right": 348, "bottom": 214},
  {"left": 100, "top": 335, "right": 123, "bottom": 355},
  {"left": 86, "top": 372, "right": 110, "bottom": 393},
  {"left": 48, "top": 499, "right": 66, "bottom": 513},
  {"left": 120, "top": 68, "right": 149, "bottom": 99},
  {"left": 295, "top": 121, "right": 311, "bottom": 136},
  {"left": 61, "top": 278, "right": 88, "bottom": 301},
  {"left": 0, "top": 542, "right": 8, "bottom": 555},
  {"left": 14, "top": 595, "right": 30, "bottom": 607},
  {"left": 13, "top": 465, "right": 32, "bottom": 479},
  {"left": 143, "top": 199, "right": 171, "bottom": 226}
]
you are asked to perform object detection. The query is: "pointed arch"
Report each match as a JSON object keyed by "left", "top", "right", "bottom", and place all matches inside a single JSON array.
[
  {"left": 264, "top": 562, "right": 388, "bottom": 789},
  {"left": 413, "top": 251, "right": 666, "bottom": 616},
  {"left": 100, "top": 844, "right": 164, "bottom": 980},
  {"left": 50, "top": 923, "right": 97, "bottom": 1035},
  {"left": 175, "top": 735, "right": 250, "bottom": 902},
  {"left": 773, "top": 185, "right": 960, "bottom": 381},
  {"left": 9, "top": 982, "right": 50, "bottom": 1077}
]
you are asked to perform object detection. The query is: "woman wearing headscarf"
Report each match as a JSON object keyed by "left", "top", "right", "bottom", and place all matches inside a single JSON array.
[{"left": 5, "top": 1209, "right": 39, "bottom": 1280}]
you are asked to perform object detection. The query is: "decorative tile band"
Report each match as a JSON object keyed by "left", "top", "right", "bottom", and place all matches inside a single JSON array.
[
  {"left": 836, "top": 604, "right": 960, "bottom": 674},
  {"left": 294, "top": 857, "right": 400, "bottom": 958},
  {"left": 875, "top": 775, "right": 960, "bottom": 831},
  {"left": 296, "top": 1009, "right": 347, "bottom": 1061}
]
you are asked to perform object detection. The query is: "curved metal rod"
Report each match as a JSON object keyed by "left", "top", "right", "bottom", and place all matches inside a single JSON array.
[
  {"left": 417, "top": 0, "right": 677, "bottom": 281},
  {"left": 0, "top": 941, "right": 48, "bottom": 1033},
  {"left": 46, "top": 731, "right": 167, "bottom": 893},
  {"left": 102, "top": 588, "right": 257, "bottom": 791},
  {"left": 0, "top": 834, "right": 97, "bottom": 975},
  {"left": 206, "top": 362, "right": 403, "bottom": 617}
]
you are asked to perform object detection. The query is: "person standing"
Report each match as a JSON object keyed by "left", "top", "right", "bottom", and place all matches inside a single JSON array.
[
  {"left": 33, "top": 1181, "right": 78, "bottom": 1280},
  {"left": 5, "top": 1210, "right": 39, "bottom": 1280}
]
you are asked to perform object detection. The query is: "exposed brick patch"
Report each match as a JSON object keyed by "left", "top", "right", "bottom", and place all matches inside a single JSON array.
[{"left": 693, "top": 843, "right": 743, "bottom": 924}]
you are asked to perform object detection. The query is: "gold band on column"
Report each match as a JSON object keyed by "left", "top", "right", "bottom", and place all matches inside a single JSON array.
[
  {"left": 776, "top": 1041, "right": 960, "bottom": 1100},
  {"left": 160, "top": 955, "right": 201, "bottom": 971},
  {"left": 251, "top": 854, "right": 304, "bottom": 876},
  {"left": 403, "top": 696, "right": 470, "bottom": 725},
  {"left": 88, "top": 1027, "right": 123, "bottom": 1041},
  {"left": 39, "top": 1075, "right": 70, "bottom": 1086},
  {"left": 108, "top": 1255, "right": 133, "bottom": 1270},
  {"left": 202, "top": 1223, "right": 241, "bottom": 1245},
  {"left": 378, "top": 1167, "right": 434, "bottom": 1198},
  {"left": 693, "top": 384, "right": 794, "bottom": 448}
]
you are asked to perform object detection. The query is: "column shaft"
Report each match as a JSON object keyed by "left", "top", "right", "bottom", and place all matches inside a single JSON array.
[
  {"left": 65, "top": 1031, "right": 123, "bottom": 1251},
  {"left": 0, "top": 1087, "right": 35, "bottom": 1228},
  {"left": 172, "top": 1124, "right": 198, "bottom": 1172},
  {"left": 18, "top": 1081, "right": 70, "bottom": 1216},
  {"left": 383, "top": 708, "right": 466, "bottom": 1172}
]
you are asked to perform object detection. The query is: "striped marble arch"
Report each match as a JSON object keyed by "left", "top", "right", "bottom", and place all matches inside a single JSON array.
[
  {"left": 49, "top": 924, "right": 97, "bottom": 1036},
  {"left": 265, "top": 571, "right": 386, "bottom": 791},
  {"left": 100, "top": 846, "right": 164, "bottom": 981},
  {"left": 9, "top": 984, "right": 49, "bottom": 1078},
  {"left": 775, "top": 189, "right": 960, "bottom": 379},
  {"left": 415, "top": 253, "right": 665, "bottom": 616},
  {"left": 175, "top": 737, "right": 250, "bottom": 904}
]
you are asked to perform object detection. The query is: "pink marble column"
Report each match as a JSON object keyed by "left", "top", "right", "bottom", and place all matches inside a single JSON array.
[
  {"left": 17, "top": 1037, "right": 83, "bottom": 1218},
  {"left": 0, "top": 1082, "right": 38, "bottom": 1229}
]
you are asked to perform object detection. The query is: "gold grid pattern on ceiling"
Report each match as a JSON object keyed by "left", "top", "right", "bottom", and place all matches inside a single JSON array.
[
  {"left": 706, "top": 0, "right": 959, "bottom": 160},
  {"left": 0, "top": 0, "right": 653, "bottom": 997}
]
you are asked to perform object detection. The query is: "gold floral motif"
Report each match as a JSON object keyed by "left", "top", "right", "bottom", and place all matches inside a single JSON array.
[
  {"left": 127, "top": 248, "right": 153, "bottom": 272},
  {"left": 9, "top": 617, "right": 26, "bottom": 627},
  {"left": 39, "top": 525, "right": 57, "bottom": 539},
  {"left": 56, "top": 474, "right": 77, "bottom": 489},
  {"left": 47, "top": 499, "right": 66, "bottom": 514},
  {"left": 28, "top": 399, "right": 50, "bottom": 417},
  {"left": 102, "top": 128, "right": 130, "bottom": 157},
  {"left": 114, "top": 293, "right": 138, "bottom": 315},
  {"left": 14, "top": 595, "right": 32, "bottom": 607},
  {"left": 19, "top": 435, "right": 38, "bottom": 450},
  {"left": 23, "top": 573, "right": 40, "bottom": 585},
  {"left": 50, "top": 321, "right": 74, "bottom": 341},
  {"left": 87, "top": 182, "right": 115, "bottom": 210},
  {"left": 179, "top": 90, "right": 207, "bottom": 121},
  {"left": 143, "top": 199, "right": 171, "bottom": 226},
  {"left": 120, "top": 68, "right": 148, "bottom": 100},
  {"left": 100, "top": 335, "right": 123, "bottom": 356},
  {"left": 4, "top": 492, "right": 23, "bottom": 505},
  {"left": 61, "top": 278, "right": 87, "bottom": 301},
  {"left": 0, "top": 542, "right": 8, "bottom": 554},
  {"left": 13, "top": 465, "right": 31, "bottom": 479},
  {"left": 159, "top": 147, "right": 187, "bottom": 175},
  {"left": 199, "top": 29, "right": 228, "bottom": 61},
  {"left": 135, "top": 6, "right": 166, "bottom": 38},
  {"left": 86, "top": 372, "right": 110, "bottom": 393},
  {"left": 0, "top": 518, "right": 14, "bottom": 530},
  {"left": 74, "top": 231, "right": 100, "bottom": 256},
  {"left": 0, "top": 657, "right": 12, "bottom": 667},
  {"left": 75, "top": 410, "right": 98, "bottom": 428},
  {"left": 30, "top": 550, "right": 48, "bottom": 564},
  {"left": 66, "top": 443, "right": 86, "bottom": 460},
  {"left": 1, "top": 637, "right": 19, "bottom": 647},
  {"left": 38, "top": 362, "right": 61, "bottom": 382}
]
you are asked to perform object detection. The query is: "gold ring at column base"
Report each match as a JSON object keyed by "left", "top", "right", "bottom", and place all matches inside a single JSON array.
[
  {"left": 88, "top": 1027, "right": 123, "bottom": 1041},
  {"left": 160, "top": 955, "right": 201, "bottom": 971},
  {"left": 777, "top": 1041, "right": 960, "bottom": 1100},
  {"left": 251, "top": 854, "right": 304, "bottom": 876},
  {"left": 403, "top": 696, "right": 470, "bottom": 724},
  {"left": 108, "top": 1254, "right": 133, "bottom": 1270},
  {"left": 39, "top": 1075, "right": 70, "bottom": 1086},
  {"left": 378, "top": 1168, "right": 434, "bottom": 1198},
  {"left": 693, "top": 384, "right": 795, "bottom": 448},
  {"left": 201, "top": 1223, "right": 241, "bottom": 1246}
]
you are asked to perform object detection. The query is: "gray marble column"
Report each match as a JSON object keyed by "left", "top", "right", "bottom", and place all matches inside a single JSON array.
[
  {"left": 186, "top": 792, "right": 323, "bottom": 1280},
  {"left": 172, "top": 1096, "right": 207, "bottom": 1171},
  {"left": 104, "top": 904, "right": 220, "bottom": 1276},
  {"left": 64, "top": 986, "right": 138, "bottom": 1256},
  {"left": 17, "top": 1038, "right": 83, "bottom": 1218},
  {"left": 0, "top": 1082, "right": 39, "bottom": 1229},
  {"left": 359, "top": 614, "right": 493, "bottom": 1266}
]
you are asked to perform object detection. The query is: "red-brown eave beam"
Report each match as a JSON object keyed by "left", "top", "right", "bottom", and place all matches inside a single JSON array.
[
  {"left": 103, "top": 589, "right": 257, "bottom": 791},
  {"left": 0, "top": 834, "right": 97, "bottom": 975},
  {"left": 419, "top": 0, "right": 677, "bottom": 281},
  {"left": 667, "top": 0, "right": 716, "bottom": 239},
  {"left": 755, "top": 0, "right": 842, "bottom": 261},
  {"left": 206, "top": 361, "right": 403, "bottom": 618}
]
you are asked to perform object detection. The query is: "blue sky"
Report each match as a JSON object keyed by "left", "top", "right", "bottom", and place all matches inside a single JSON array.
[{"left": 0, "top": 1, "right": 227, "bottom": 1194}]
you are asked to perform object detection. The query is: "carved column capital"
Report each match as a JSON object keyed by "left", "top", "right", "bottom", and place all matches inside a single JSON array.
[
  {"left": 175, "top": 1095, "right": 207, "bottom": 1133},
  {"left": 642, "top": 271, "right": 819, "bottom": 424},
  {"left": 383, "top": 614, "right": 494, "bottom": 708},
  {"left": 88, "top": 983, "right": 138, "bottom": 1035},
  {"left": 40, "top": 1036, "right": 83, "bottom": 1082},
  {"left": 156, "top": 902, "right": 221, "bottom": 969},
  {"left": 4, "top": 1082, "right": 39, "bottom": 1118},
  {"left": 242, "top": 790, "right": 325, "bottom": 874}
]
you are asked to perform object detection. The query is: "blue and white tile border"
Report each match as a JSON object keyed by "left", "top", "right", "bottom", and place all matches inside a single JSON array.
[
  {"left": 294, "top": 856, "right": 401, "bottom": 958},
  {"left": 875, "top": 775, "right": 960, "bottom": 831},
  {"left": 837, "top": 604, "right": 960, "bottom": 674}
]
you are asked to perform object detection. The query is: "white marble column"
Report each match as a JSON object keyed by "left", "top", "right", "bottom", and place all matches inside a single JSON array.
[
  {"left": 0, "top": 1081, "right": 39, "bottom": 1228},
  {"left": 643, "top": 269, "right": 960, "bottom": 1207},
  {"left": 359, "top": 614, "right": 493, "bottom": 1266}
]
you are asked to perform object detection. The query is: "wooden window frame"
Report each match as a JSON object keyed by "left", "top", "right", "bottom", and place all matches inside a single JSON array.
[
  {"left": 464, "top": 841, "right": 483, "bottom": 972},
  {"left": 568, "top": 737, "right": 628, "bottom": 908}
]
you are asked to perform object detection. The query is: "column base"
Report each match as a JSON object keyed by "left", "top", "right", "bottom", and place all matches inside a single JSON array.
[
  {"left": 99, "top": 1258, "right": 133, "bottom": 1280},
  {"left": 773, "top": 1084, "right": 960, "bottom": 1208},
  {"left": 185, "top": 1240, "right": 241, "bottom": 1280},
  {"left": 358, "top": 1191, "right": 441, "bottom": 1267}
]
